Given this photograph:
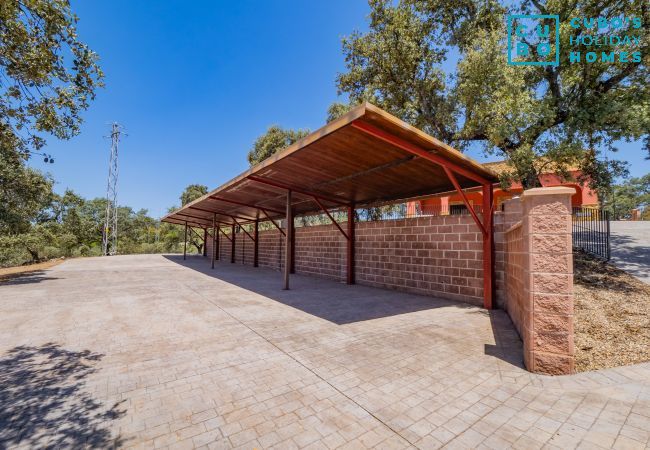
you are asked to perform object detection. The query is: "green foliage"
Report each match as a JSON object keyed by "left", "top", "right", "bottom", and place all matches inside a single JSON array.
[
  {"left": 247, "top": 125, "right": 310, "bottom": 166},
  {"left": 180, "top": 184, "right": 208, "bottom": 206},
  {"left": 326, "top": 102, "right": 355, "bottom": 123},
  {"left": 0, "top": 0, "right": 104, "bottom": 159},
  {"left": 0, "top": 182, "right": 202, "bottom": 268},
  {"left": 0, "top": 146, "right": 54, "bottom": 234},
  {"left": 337, "top": 0, "right": 649, "bottom": 190},
  {"left": 607, "top": 174, "right": 650, "bottom": 220},
  {"left": 1, "top": 0, "right": 103, "bottom": 248}
]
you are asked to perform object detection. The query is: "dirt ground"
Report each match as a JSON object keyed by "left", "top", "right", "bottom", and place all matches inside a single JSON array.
[
  {"left": 574, "top": 251, "right": 650, "bottom": 372},
  {"left": 0, "top": 259, "right": 65, "bottom": 282}
]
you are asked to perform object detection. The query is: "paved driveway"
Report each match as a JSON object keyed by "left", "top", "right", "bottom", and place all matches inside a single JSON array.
[
  {"left": 1, "top": 255, "right": 649, "bottom": 449},
  {"left": 610, "top": 221, "right": 650, "bottom": 284}
]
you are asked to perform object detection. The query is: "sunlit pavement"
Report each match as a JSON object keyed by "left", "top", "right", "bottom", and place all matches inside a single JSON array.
[{"left": 1, "top": 254, "right": 649, "bottom": 449}]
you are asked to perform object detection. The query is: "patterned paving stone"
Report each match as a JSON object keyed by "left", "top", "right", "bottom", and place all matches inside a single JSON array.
[{"left": 0, "top": 254, "right": 649, "bottom": 449}]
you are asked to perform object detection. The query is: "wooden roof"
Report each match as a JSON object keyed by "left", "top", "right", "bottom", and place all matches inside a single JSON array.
[{"left": 162, "top": 103, "right": 498, "bottom": 228}]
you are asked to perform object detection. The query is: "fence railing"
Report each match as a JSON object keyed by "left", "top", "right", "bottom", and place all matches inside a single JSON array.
[{"left": 572, "top": 207, "right": 610, "bottom": 260}]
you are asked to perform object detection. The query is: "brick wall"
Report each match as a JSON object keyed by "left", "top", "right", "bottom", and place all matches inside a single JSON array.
[
  {"left": 356, "top": 216, "right": 483, "bottom": 305},
  {"left": 504, "top": 218, "right": 525, "bottom": 337},
  {"left": 203, "top": 189, "right": 575, "bottom": 375},
  {"left": 206, "top": 215, "right": 485, "bottom": 305}
]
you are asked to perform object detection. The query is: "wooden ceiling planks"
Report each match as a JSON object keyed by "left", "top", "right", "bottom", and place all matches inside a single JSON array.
[{"left": 162, "top": 103, "right": 497, "bottom": 227}]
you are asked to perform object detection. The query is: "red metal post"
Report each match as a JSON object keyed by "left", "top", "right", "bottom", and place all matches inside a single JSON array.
[
  {"left": 231, "top": 218, "right": 255, "bottom": 241},
  {"left": 482, "top": 183, "right": 494, "bottom": 309},
  {"left": 211, "top": 214, "right": 216, "bottom": 269},
  {"left": 290, "top": 219, "right": 295, "bottom": 274},
  {"left": 183, "top": 221, "right": 187, "bottom": 260},
  {"left": 253, "top": 219, "right": 259, "bottom": 267},
  {"left": 283, "top": 190, "right": 293, "bottom": 289},
  {"left": 216, "top": 225, "right": 220, "bottom": 260},
  {"left": 231, "top": 224, "right": 236, "bottom": 263},
  {"left": 347, "top": 205, "right": 355, "bottom": 284}
]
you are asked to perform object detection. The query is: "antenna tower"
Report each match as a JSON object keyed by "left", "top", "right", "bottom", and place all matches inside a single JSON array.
[{"left": 102, "top": 123, "right": 123, "bottom": 256}]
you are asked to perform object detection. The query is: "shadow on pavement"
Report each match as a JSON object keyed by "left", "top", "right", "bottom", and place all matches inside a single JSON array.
[
  {"left": 164, "top": 254, "right": 473, "bottom": 325},
  {"left": 164, "top": 254, "right": 525, "bottom": 369},
  {"left": 0, "top": 270, "right": 59, "bottom": 286},
  {"left": 0, "top": 343, "right": 125, "bottom": 448}
]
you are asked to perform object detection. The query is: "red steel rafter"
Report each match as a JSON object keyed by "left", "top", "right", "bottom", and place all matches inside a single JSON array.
[
  {"left": 350, "top": 120, "right": 490, "bottom": 185},
  {"left": 231, "top": 218, "right": 255, "bottom": 241},
  {"left": 260, "top": 209, "right": 286, "bottom": 236},
  {"left": 352, "top": 119, "right": 494, "bottom": 310},
  {"left": 312, "top": 196, "right": 349, "bottom": 240},
  {"left": 247, "top": 175, "right": 350, "bottom": 207},
  {"left": 443, "top": 167, "right": 487, "bottom": 236},
  {"left": 187, "top": 206, "right": 255, "bottom": 222},
  {"left": 209, "top": 196, "right": 284, "bottom": 215},
  {"left": 217, "top": 227, "right": 232, "bottom": 241}
]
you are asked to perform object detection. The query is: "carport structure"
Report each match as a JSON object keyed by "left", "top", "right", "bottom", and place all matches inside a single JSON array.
[{"left": 162, "top": 103, "right": 498, "bottom": 308}]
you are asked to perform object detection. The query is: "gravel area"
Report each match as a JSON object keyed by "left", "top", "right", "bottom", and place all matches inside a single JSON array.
[{"left": 574, "top": 251, "right": 650, "bottom": 372}]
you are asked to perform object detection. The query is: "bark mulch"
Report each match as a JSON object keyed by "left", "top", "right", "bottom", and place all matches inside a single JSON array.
[{"left": 574, "top": 250, "right": 650, "bottom": 372}]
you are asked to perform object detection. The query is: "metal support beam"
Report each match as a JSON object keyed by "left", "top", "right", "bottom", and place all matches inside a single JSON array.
[
  {"left": 347, "top": 205, "right": 355, "bottom": 285},
  {"left": 183, "top": 222, "right": 187, "bottom": 260},
  {"left": 248, "top": 175, "right": 350, "bottom": 207},
  {"left": 203, "top": 229, "right": 208, "bottom": 256},
  {"left": 167, "top": 218, "right": 207, "bottom": 229},
  {"left": 218, "top": 227, "right": 232, "bottom": 241},
  {"left": 231, "top": 224, "right": 236, "bottom": 263},
  {"left": 187, "top": 206, "right": 255, "bottom": 222},
  {"left": 482, "top": 184, "right": 494, "bottom": 310},
  {"left": 175, "top": 212, "right": 213, "bottom": 226},
  {"left": 231, "top": 218, "right": 255, "bottom": 241},
  {"left": 261, "top": 209, "right": 286, "bottom": 236},
  {"left": 253, "top": 219, "right": 259, "bottom": 267},
  {"left": 216, "top": 225, "right": 221, "bottom": 260},
  {"left": 211, "top": 214, "right": 216, "bottom": 269},
  {"left": 290, "top": 220, "right": 295, "bottom": 274},
  {"left": 443, "top": 166, "right": 487, "bottom": 236},
  {"left": 351, "top": 120, "right": 491, "bottom": 185},
  {"left": 312, "top": 196, "right": 349, "bottom": 240},
  {"left": 209, "top": 196, "right": 284, "bottom": 215},
  {"left": 283, "top": 190, "right": 293, "bottom": 290}
]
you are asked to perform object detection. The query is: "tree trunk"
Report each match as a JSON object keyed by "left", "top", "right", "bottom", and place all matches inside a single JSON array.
[
  {"left": 521, "top": 170, "right": 542, "bottom": 190},
  {"left": 25, "top": 246, "right": 39, "bottom": 263}
]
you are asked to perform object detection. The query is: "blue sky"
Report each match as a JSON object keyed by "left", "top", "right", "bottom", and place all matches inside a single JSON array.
[{"left": 31, "top": 1, "right": 647, "bottom": 218}]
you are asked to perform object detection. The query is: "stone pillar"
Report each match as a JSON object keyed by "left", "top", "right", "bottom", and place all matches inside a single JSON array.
[{"left": 521, "top": 187, "right": 575, "bottom": 375}]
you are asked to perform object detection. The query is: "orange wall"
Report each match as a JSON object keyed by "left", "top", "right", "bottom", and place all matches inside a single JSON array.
[{"left": 415, "top": 170, "right": 597, "bottom": 212}]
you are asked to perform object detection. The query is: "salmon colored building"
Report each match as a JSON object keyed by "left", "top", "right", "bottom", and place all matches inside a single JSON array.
[{"left": 407, "top": 160, "right": 598, "bottom": 215}]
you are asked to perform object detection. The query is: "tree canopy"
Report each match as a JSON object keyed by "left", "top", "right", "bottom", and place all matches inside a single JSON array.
[
  {"left": 180, "top": 184, "right": 208, "bottom": 206},
  {"left": 1, "top": 0, "right": 104, "bottom": 238},
  {"left": 608, "top": 174, "right": 650, "bottom": 220},
  {"left": 336, "top": 0, "right": 648, "bottom": 192},
  {"left": 1, "top": 0, "right": 104, "bottom": 159},
  {"left": 247, "top": 125, "right": 310, "bottom": 166}
]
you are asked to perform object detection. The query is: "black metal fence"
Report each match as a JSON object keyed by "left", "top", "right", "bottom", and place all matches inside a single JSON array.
[{"left": 572, "top": 207, "right": 610, "bottom": 260}]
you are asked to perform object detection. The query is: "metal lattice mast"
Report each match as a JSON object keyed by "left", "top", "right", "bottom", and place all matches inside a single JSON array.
[{"left": 102, "top": 123, "right": 122, "bottom": 256}]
